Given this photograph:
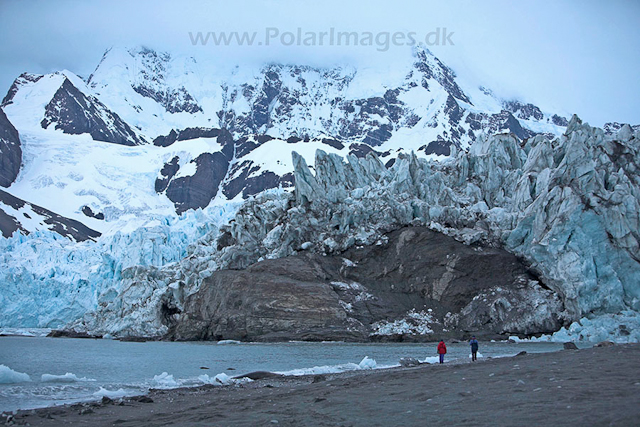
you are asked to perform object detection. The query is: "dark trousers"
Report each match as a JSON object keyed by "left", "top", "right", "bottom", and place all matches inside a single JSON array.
[
  {"left": 439, "top": 354, "right": 444, "bottom": 364},
  {"left": 472, "top": 351, "right": 477, "bottom": 361}
]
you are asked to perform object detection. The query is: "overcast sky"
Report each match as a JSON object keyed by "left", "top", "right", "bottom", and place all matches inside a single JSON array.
[{"left": 1, "top": 0, "right": 638, "bottom": 126}]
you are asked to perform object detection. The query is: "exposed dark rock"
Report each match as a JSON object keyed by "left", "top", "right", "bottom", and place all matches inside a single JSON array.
[
  {"left": 40, "top": 78, "right": 145, "bottom": 146},
  {"left": 414, "top": 48, "right": 471, "bottom": 104},
  {"left": 233, "top": 371, "right": 283, "bottom": 380},
  {"left": 399, "top": 357, "right": 421, "bottom": 367},
  {"left": 81, "top": 206, "right": 104, "bottom": 220},
  {"left": 256, "top": 134, "right": 274, "bottom": 144},
  {"left": 167, "top": 227, "right": 563, "bottom": 342},
  {"left": 563, "top": 342, "right": 578, "bottom": 350},
  {"left": 444, "top": 95, "right": 463, "bottom": 123},
  {"left": 1, "top": 73, "right": 43, "bottom": 107},
  {"left": 422, "top": 139, "right": 451, "bottom": 156},
  {"left": 133, "top": 85, "right": 202, "bottom": 114},
  {"left": 0, "top": 189, "right": 101, "bottom": 241},
  {"left": 552, "top": 114, "right": 569, "bottom": 127},
  {"left": 165, "top": 152, "right": 229, "bottom": 214},
  {"left": 155, "top": 156, "right": 180, "bottom": 193},
  {"left": 47, "top": 329, "right": 102, "bottom": 339},
  {"left": 504, "top": 100, "right": 544, "bottom": 121},
  {"left": 0, "top": 108, "right": 21, "bottom": 187},
  {"left": 321, "top": 138, "right": 344, "bottom": 150},
  {"left": 222, "top": 159, "right": 294, "bottom": 200},
  {"left": 348, "top": 143, "right": 384, "bottom": 159},
  {"left": 128, "top": 48, "right": 202, "bottom": 114},
  {"left": 362, "top": 124, "right": 392, "bottom": 147},
  {"left": 153, "top": 129, "right": 178, "bottom": 147},
  {"left": 177, "top": 127, "right": 222, "bottom": 141},
  {"left": 603, "top": 122, "right": 640, "bottom": 136}
]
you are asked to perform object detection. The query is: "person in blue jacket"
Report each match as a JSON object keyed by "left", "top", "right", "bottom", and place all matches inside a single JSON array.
[{"left": 470, "top": 336, "right": 479, "bottom": 361}]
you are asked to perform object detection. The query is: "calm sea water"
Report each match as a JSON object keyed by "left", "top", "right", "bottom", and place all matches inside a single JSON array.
[{"left": 0, "top": 336, "right": 581, "bottom": 412}]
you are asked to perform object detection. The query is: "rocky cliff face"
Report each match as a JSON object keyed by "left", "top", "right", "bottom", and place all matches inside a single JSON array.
[
  {"left": 0, "top": 108, "right": 21, "bottom": 188},
  {"left": 168, "top": 227, "right": 563, "bottom": 342},
  {"left": 0, "top": 189, "right": 100, "bottom": 241},
  {"left": 40, "top": 78, "right": 145, "bottom": 146}
]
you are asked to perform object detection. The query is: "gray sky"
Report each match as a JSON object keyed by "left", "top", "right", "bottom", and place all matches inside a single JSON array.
[{"left": 1, "top": 0, "right": 639, "bottom": 126}]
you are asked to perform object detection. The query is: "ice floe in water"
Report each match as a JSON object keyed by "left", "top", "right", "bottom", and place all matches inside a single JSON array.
[
  {"left": 40, "top": 373, "right": 96, "bottom": 383},
  {"left": 216, "top": 340, "right": 241, "bottom": 345},
  {"left": 0, "top": 365, "right": 31, "bottom": 384}
]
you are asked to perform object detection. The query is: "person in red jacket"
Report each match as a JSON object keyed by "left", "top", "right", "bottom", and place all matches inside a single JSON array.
[{"left": 437, "top": 340, "right": 447, "bottom": 364}]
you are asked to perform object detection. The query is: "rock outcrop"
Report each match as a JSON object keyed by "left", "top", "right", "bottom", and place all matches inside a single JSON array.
[
  {"left": 168, "top": 227, "right": 563, "bottom": 342},
  {"left": 40, "top": 78, "right": 145, "bottom": 146},
  {"left": 0, "top": 189, "right": 101, "bottom": 241},
  {"left": 0, "top": 108, "right": 21, "bottom": 188}
]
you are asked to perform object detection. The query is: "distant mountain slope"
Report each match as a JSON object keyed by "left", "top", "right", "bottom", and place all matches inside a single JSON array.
[
  {"left": 0, "top": 189, "right": 100, "bottom": 241},
  {"left": 0, "top": 108, "right": 21, "bottom": 187},
  {"left": 0, "top": 45, "right": 575, "bottom": 228}
]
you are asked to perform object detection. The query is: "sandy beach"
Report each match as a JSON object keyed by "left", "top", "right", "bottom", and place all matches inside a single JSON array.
[{"left": 5, "top": 343, "right": 640, "bottom": 427}]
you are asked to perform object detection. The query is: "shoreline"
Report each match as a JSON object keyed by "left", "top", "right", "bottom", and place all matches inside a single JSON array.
[{"left": 4, "top": 343, "right": 639, "bottom": 426}]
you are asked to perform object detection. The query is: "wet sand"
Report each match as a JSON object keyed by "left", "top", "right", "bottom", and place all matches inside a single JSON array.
[{"left": 6, "top": 343, "right": 640, "bottom": 426}]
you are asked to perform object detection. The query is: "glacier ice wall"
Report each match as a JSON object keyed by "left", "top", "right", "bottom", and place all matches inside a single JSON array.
[
  {"left": 68, "top": 116, "right": 640, "bottom": 341},
  {"left": 0, "top": 205, "right": 238, "bottom": 328}
]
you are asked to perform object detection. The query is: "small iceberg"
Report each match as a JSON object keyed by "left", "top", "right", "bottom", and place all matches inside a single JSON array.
[
  {"left": 41, "top": 373, "right": 96, "bottom": 383},
  {"left": 0, "top": 365, "right": 31, "bottom": 384},
  {"left": 217, "top": 340, "right": 241, "bottom": 345}
]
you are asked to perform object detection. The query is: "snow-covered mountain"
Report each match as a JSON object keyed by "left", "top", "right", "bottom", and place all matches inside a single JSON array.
[
  {"left": 0, "top": 44, "right": 638, "bottom": 343},
  {"left": 0, "top": 45, "right": 570, "bottom": 235}
]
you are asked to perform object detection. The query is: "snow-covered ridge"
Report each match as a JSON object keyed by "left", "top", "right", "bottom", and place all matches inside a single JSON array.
[
  {"left": 0, "top": 44, "right": 572, "bottom": 238},
  {"left": 4, "top": 45, "right": 568, "bottom": 153}
]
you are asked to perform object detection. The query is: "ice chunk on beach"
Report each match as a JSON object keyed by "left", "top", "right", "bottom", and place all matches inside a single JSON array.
[
  {"left": 153, "top": 372, "right": 178, "bottom": 388},
  {"left": 276, "top": 363, "right": 361, "bottom": 376},
  {"left": 93, "top": 387, "right": 128, "bottom": 399},
  {"left": 199, "top": 373, "right": 230, "bottom": 385},
  {"left": 421, "top": 356, "right": 441, "bottom": 364},
  {"left": 199, "top": 373, "right": 251, "bottom": 386},
  {"left": 468, "top": 352, "right": 483, "bottom": 359},
  {"left": 358, "top": 356, "right": 376, "bottom": 369},
  {"left": 41, "top": 373, "right": 96, "bottom": 383},
  {"left": 0, "top": 365, "right": 31, "bottom": 384}
]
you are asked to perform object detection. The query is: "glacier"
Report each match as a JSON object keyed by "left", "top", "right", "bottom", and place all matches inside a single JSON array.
[
  {"left": 58, "top": 116, "right": 639, "bottom": 342},
  {"left": 0, "top": 204, "right": 239, "bottom": 328}
]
